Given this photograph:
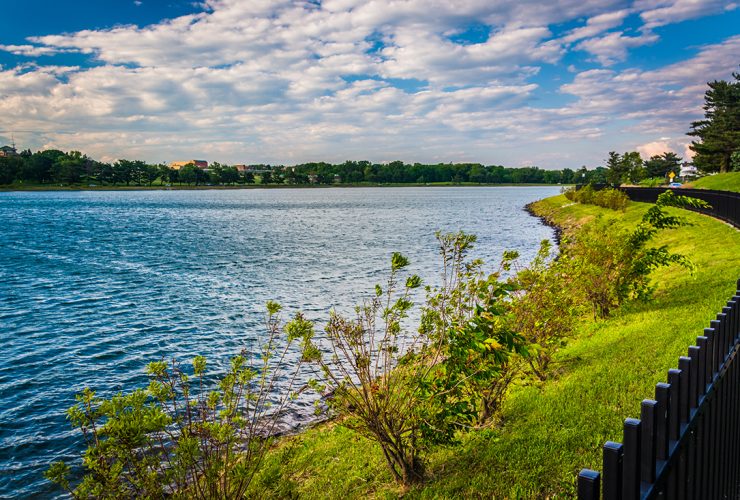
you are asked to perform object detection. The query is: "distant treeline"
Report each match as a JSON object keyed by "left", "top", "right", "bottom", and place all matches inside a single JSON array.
[{"left": 0, "top": 149, "right": 610, "bottom": 186}]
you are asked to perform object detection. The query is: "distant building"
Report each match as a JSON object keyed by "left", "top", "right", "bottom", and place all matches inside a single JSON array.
[
  {"left": 680, "top": 163, "right": 698, "bottom": 180},
  {"left": 170, "top": 160, "right": 208, "bottom": 170},
  {"left": 240, "top": 165, "right": 273, "bottom": 174},
  {"left": 233, "top": 164, "right": 248, "bottom": 173},
  {"left": 0, "top": 145, "right": 18, "bottom": 157}
]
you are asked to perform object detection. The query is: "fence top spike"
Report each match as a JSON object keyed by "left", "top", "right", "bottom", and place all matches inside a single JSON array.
[
  {"left": 642, "top": 398, "right": 658, "bottom": 407},
  {"left": 625, "top": 417, "right": 641, "bottom": 427},
  {"left": 579, "top": 469, "right": 600, "bottom": 480},
  {"left": 604, "top": 441, "right": 623, "bottom": 450},
  {"left": 656, "top": 382, "right": 670, "bottom": 389}
]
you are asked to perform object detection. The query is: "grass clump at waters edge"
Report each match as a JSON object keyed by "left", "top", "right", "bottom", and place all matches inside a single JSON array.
[{"left": 250, "top": 194, "right": 740, "bottom": 498}]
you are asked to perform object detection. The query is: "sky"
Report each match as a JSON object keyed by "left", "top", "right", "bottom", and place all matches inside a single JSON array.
[{"left": 0, "top": 0, "right": 738, "bottom": 168}]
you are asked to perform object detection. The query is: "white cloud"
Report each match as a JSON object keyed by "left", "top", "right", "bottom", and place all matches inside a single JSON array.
[
  {"left": 638, "top": 0, "right": 736, "bottom": 28},
  {"left": 561, "top": 9, "right": 630, "bottom": 43},
  {"left": 0, "top": 44, "right": 72, "bottom": 57},
  {"left": 0, "top": 0, "right": 736, "bottom": 168},
  {"left": 575, "top": 31, "right": 659, "bottom": 65},
  {"left": 636, "top": 139, "right": 673, "bottom": 158}
]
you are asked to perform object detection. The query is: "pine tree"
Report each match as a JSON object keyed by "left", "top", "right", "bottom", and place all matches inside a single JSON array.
[{"left": 688, "top": 72, "right": 740, "bottom": 173}]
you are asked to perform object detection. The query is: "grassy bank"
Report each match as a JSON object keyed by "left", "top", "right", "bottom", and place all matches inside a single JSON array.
[
  {"left": 687, "top": 172, "right": 740, "bottom": 192},
  {"left": 249, "top": 195, "right": 740, "bottom": 498}
]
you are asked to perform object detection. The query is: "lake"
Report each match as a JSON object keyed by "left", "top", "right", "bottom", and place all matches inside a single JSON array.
[{"left": 0, "top": 186, "right": 559, "bottom": 497}]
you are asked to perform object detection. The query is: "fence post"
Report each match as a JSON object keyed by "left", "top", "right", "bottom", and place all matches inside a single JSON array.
[
  {"left": 667, "top": 369, "right": 681, "bottom": 441},
  {"left": 578, "top": 469, "right": 601, "bottom": 500},
  {"left": 712, "top": 318, "right": 724, "bottom": 365},
  {"left": 688, "top": 346, "right": 700, "bottom": 408},
  {"left": 655, "top": 383, "right": 670, "bottom": 461},
  {"left": 704, "top": 327, "right": 717, "bottom": 379},
  {"left": 678, "top": 357, "right": 691, "bottom": 423},
  {"left": 603, "top": 441, "right": 623, "bottom": 500},
  {"left": 623, "top": 418, "right": 641, "bottom": 499},
  {"left": 640, "top": 400, "right": 658, "bottom": 484}
]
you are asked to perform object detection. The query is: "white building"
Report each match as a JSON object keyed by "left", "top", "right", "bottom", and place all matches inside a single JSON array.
[{"left": 679, "top": 163, "right": 698, "bottom": 180}]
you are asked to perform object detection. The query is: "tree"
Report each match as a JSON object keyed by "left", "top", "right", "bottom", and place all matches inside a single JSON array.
[
  {"left": 644, "top": 152, "right": 682, "bottom": 179},
  {"left": 194, "top": 166, "right": 209, "bottom": 186},
  {"left": 220, "top": 166, "right": 240, "bottom": 185},
  {"left": 112, "top": 159, "right": 134, "bottom": 186},
  {"left": 260, "top": 171, "right": 272, "bottom": 184},
  {"left": 209, "top": 162, "right": 224, "bottom": 185},
  {"left": 0, "top": 156, "right": 22, "bottom": 184},
  {"left": 179, "top": 163, "right": 197, "bottom": 185},
  {"left": 623, "top": 152, "right": 645, "bottom": 184},
  {"left": 605, "top": 152, "right": 627, "bottom": 184},
  {"left": 604, "top": 151, "right": 643, "bottom": 184},
  {"left": 51, "top": 151, "right": 87, "bottom": 184},
  {"left": 143, "top": 163, "right": 159, "bottom": 186},
  {"left": 23, "top": 150, "right": 63, "bottom": 183},
  {"left": 157, "top": 164, "right": 173, "bottom": 185},
  {"left": 688, "top": 72, "right": 740, "bottom": 173}
]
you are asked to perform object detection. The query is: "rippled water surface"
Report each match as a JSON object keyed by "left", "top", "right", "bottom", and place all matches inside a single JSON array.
[{"left": 0, "top": 186, "right": 558, "bottom": 497}]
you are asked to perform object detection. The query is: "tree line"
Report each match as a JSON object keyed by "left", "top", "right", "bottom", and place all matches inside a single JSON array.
[{"left": 0, "top": 150, "right": 609, "bottom": 187}]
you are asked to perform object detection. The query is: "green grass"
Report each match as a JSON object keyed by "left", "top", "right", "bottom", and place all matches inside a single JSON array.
[
  {"left": 687, "top": 172, "right": 740, "bottom": 192},
  {"left": 251, "top": 195, "right": 740, "bottom": 498}
]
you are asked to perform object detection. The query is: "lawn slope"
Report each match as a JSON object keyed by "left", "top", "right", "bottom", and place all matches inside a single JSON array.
[
  {"left": 252, "top": 195, "right": 740, "bottom": 499},
  {"left": 687, "top": 172, "right": 740, "bottom": 192}
]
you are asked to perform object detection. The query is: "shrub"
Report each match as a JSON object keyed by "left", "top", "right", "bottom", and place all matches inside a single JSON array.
[
  {"left": 510, "top": 240, "right": 581, "bottom": 380},
  {"left": 305, "top": 250, "right": 433, "bottom": 485},
  {"left": 639, "top": 177, "right": 666, "bottom": 187},
  {"left": 45, "top": 303, "right": 316, "bottom": 498},
  {"left": 564, "top": 185, "right": 629, "bottom": 210},
  {"left": 307, "top": 233, "right": 529, "bottom": 485},
  {"left": 419, "top": 233, "right": 528, "bottom": 425},
  {"left": 560, "top": 191, "right": 709, "bottom": 318}
]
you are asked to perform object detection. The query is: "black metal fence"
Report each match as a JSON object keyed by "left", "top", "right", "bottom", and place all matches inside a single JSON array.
[
  {"left": 572, "top": 185, "right": 740, "bottom": 229},
  {"left": 578, "top": 279, "right": 740, "bottom": 499},
  {"left": 619, "top": 187, "right": 740, "bottom": 229}
]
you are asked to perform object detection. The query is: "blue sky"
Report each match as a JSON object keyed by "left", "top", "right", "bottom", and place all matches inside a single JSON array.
[{"left": 0, "top": 0, "right": 738, "bottom": 168}]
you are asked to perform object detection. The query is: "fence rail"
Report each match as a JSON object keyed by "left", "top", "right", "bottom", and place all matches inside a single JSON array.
[
  {"left": 578, "top": 278, "right": 740, "bottom": 499},
  {"left": 619, "top": 187, "right": 740, "bottom": 229}
]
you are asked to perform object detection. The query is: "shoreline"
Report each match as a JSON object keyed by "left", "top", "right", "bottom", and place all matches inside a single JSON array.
[{"left": 523, "top": 200, "right": 563, "bottom": 246}]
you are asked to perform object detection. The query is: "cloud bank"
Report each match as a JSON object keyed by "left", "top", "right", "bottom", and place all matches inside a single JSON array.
[{"left": 0, "top": 0, "right": 736, "bottom": 167}]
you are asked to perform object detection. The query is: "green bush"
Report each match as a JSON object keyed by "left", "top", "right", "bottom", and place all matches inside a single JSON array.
[
  {"left": 639, "top": 177, "right": 666, "bottom": 187},
  {"left": 46, "top": 304, "right": 316, "bottom": 498},
  {"left": 560, "top": 191, "right": 709, "bottom": 318},
  {"left": 307, "top": 234, "right": 528, "bottom": 485},
  {"left": 563, "top": 185, "right": 629, "bottom": 211},
  {"left": 511, "top": 240, "right": 581, "bottom": 380}
]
